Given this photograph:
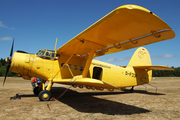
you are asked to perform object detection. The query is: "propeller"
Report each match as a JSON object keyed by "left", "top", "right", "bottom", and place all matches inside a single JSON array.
[{"left": 3, "top": 38, "right": 14, "bottom": 86}]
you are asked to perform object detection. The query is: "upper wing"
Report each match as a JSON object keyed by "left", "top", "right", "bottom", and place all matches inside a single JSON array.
[
  {"left": 56, "top": 4, "right": 175, "bottom": 57},
  {"left": 133, "top": 65, "right": 174, "bottom": 70}
]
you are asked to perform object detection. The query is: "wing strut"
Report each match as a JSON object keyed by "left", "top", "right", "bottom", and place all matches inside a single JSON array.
[
  {"left": 82, "top": 47, "right": 96, "bottom": 78},
  {"left": 52, "top": 41, "right": 84, "bottom": 80}
]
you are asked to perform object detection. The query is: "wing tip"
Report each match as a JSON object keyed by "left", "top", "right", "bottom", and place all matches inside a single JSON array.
[{"left": 115, "top": 4, "right": 150, "bottom": 12}]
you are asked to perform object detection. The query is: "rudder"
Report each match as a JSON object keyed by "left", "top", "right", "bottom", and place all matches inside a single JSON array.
[{"left": 128, "top": 47, "right": 152, "bottom": 66}]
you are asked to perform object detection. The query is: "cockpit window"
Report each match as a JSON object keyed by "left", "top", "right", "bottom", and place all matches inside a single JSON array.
[
  {"left": 52, "top": 53, "right": 55, "bottom": 58},
  {"left": 38, "top": 50, "right": 45, "bottom": 56},
  {"left": 46, "top": 52, "right": 50, "bottom": 57},
  {"left": 36, "top": 49, "right": 60, "bottom": 60}
]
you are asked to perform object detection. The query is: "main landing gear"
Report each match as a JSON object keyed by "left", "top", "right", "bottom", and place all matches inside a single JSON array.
[{"left": 33, "top": 80, "right": 53, "bottom": 101}]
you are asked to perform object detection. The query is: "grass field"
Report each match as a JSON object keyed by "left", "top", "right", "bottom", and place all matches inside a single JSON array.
[{"left": 0, "top": 77, "right": 180, "bottom": 120}]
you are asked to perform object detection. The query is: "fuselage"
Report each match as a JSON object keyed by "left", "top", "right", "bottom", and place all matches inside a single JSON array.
[{"left": 10, "top": 51, "right": 152, "bottom": 89}]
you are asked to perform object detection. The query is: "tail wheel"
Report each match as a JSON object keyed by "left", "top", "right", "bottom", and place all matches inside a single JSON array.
[{"left": 38, "top": 90, "right": 52, "bottom": 101}]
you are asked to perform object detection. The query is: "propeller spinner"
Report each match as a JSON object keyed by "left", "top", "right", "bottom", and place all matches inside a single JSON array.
[{"left": 3, "top": 38, "right": 14, "bottom": 86}]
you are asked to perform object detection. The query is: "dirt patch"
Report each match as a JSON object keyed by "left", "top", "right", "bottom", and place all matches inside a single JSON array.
[{"left": 0, "top": 77, "right": 180, "bottom": 120}]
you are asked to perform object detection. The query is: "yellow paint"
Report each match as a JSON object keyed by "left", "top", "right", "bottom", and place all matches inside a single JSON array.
[
  {"left": 43, "top": 93, "right": 48, "bottom": 99},
  {"left": 82, "top": 48, "right": 95, "bottom": 78},
  {"left": 10, "top": 47, "right": 173, "bottom": 91},
  {"left": 56, "top": 5, "right": 175, "bottom": 57},
  {"left": 9, "top": 4, "right": 175, "bottom": 94}
]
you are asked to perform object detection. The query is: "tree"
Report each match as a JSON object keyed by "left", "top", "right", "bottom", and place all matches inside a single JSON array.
[
  {"left": 152, "top": 67, "right": 180, "bottom": 77},
  {"left": 0, "top": 58, "right": 18, "bottom": 77}
]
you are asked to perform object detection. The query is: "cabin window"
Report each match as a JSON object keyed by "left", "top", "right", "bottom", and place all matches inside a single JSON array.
[
  {"left": 74, "top": 65, "right": 78, "bottom": 70},
  {"left": 61, "top": 63, "right": 64, "bottom": 67},
  {"left": 93, "top": 67, "right": 102, "bottom": 80},
  {"left": 80, "top": 67, "right": 83, "bottom": 71},
  {"left": 68, "top": 64, "right": 71, "bottom": 69}
]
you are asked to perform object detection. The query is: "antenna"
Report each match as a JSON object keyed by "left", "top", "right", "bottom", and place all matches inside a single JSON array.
[{"left": 54, "top": 38, "right": 58, "bottom": 51}]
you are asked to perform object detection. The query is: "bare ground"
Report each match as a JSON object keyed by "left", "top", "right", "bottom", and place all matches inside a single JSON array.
[{"left": 0, "top": 77, "right": 180, "bottom": 120}]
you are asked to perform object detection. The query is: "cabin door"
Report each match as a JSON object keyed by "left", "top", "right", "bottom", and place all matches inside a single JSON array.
[{"left": 93, "top": 67, "right": 103, "bottom": 80}]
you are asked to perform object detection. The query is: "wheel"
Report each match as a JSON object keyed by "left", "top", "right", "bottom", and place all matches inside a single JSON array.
[
  {"left": 33, "top": 87, "right": 41, "bottom": 96},
  {"left": 38, "top": 90, "right": 52, "bottom": 101}
]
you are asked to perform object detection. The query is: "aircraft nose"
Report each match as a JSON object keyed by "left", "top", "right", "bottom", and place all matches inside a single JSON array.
[{"left": 11, "top": 52, "right": 32, "bottom": 77}]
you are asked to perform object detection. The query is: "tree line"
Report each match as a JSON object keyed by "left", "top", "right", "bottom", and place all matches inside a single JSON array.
[
  {"left": 0, "top": 58, "right": 18, "bottom": 77},
  {"left": 0, "top": 58, "right": 179, "bottom": 77},
  {"left": 152, "top": 67, "right": 180, "bottom": 77}
]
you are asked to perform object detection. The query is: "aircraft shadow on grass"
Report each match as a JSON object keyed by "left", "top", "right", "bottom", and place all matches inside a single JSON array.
[
  {"left": 16, "top": 87, "right": 165, "bottom": 115},
  {"left": 121, "top": 89, "right": 166, "bottom": 95},
  {"left": 18, "top": 94, "right": 37, "bottom": 97},
  {"left": 50, "top": 87, "right": 153, "bottom": 115}
]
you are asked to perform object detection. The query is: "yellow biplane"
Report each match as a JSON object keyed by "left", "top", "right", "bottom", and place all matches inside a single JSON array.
[{"left": 3, "top": 5, "right": 175, "bottom": 101}]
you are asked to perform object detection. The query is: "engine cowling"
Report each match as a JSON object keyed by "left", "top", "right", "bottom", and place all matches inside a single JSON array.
[{"left": 11, "top": 52, "right": 34, "bottom": 80}]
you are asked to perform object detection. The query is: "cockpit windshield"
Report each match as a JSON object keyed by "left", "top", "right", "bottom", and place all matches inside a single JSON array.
[
  {"left": 36, "top": 50, "right": 41, "bottom": 55},
  {"left": 36, "top": 50, "right": 45, "bottom": 56},
  {"left": 36, "top": 49, "right": 59, "bottom": 60}
]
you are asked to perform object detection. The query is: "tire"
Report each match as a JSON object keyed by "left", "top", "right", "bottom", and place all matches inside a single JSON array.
[
  {"left": 33, "top": 87, "right": 40, "bottom": 96},
  {"left": 38, "top": 90, "right": 52, "bottom": 101}
]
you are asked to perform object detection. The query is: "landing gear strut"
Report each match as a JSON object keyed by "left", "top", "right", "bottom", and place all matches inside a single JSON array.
[{"left": 38, "top": 80, "right": 53, "bottom": 101}]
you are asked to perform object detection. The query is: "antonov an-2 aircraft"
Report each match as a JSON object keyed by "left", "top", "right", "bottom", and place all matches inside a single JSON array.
[{"left": 3, "top": 5, "right": 175, "bottom": 101}]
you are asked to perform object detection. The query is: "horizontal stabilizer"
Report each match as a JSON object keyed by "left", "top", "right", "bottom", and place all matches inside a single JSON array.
[{"left": 133, "top": 65, "right": 174, "bottom": 70}]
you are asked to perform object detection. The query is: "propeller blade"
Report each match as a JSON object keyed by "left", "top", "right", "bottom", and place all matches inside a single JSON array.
[
  {"left": 10, "top": 38, "right": 14, "bottom": 58},
  {"left": 3, "top": 63, "right": 10, "bottom": 86},
  {"left": 3, "top": 38, "right": 14, "bottom": 86}
]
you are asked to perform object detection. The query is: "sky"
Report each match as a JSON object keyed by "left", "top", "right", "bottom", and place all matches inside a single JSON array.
[{"left": 0, "top": 0, "right": 179, "bottom": 67}]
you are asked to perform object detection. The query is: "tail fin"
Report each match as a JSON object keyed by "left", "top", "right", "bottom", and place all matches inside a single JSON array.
[
  {"left": 127, "top": 47, "right": 173, "bottom": 86},
  {"left": 128, "top": 47, "right": 174, "bottom": 70},
  {"left": 127, "top": 47, "right": 152, "bottom": 85},
  {"left": 128, "top": 47, "right": 152, "bottom": 67}
]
